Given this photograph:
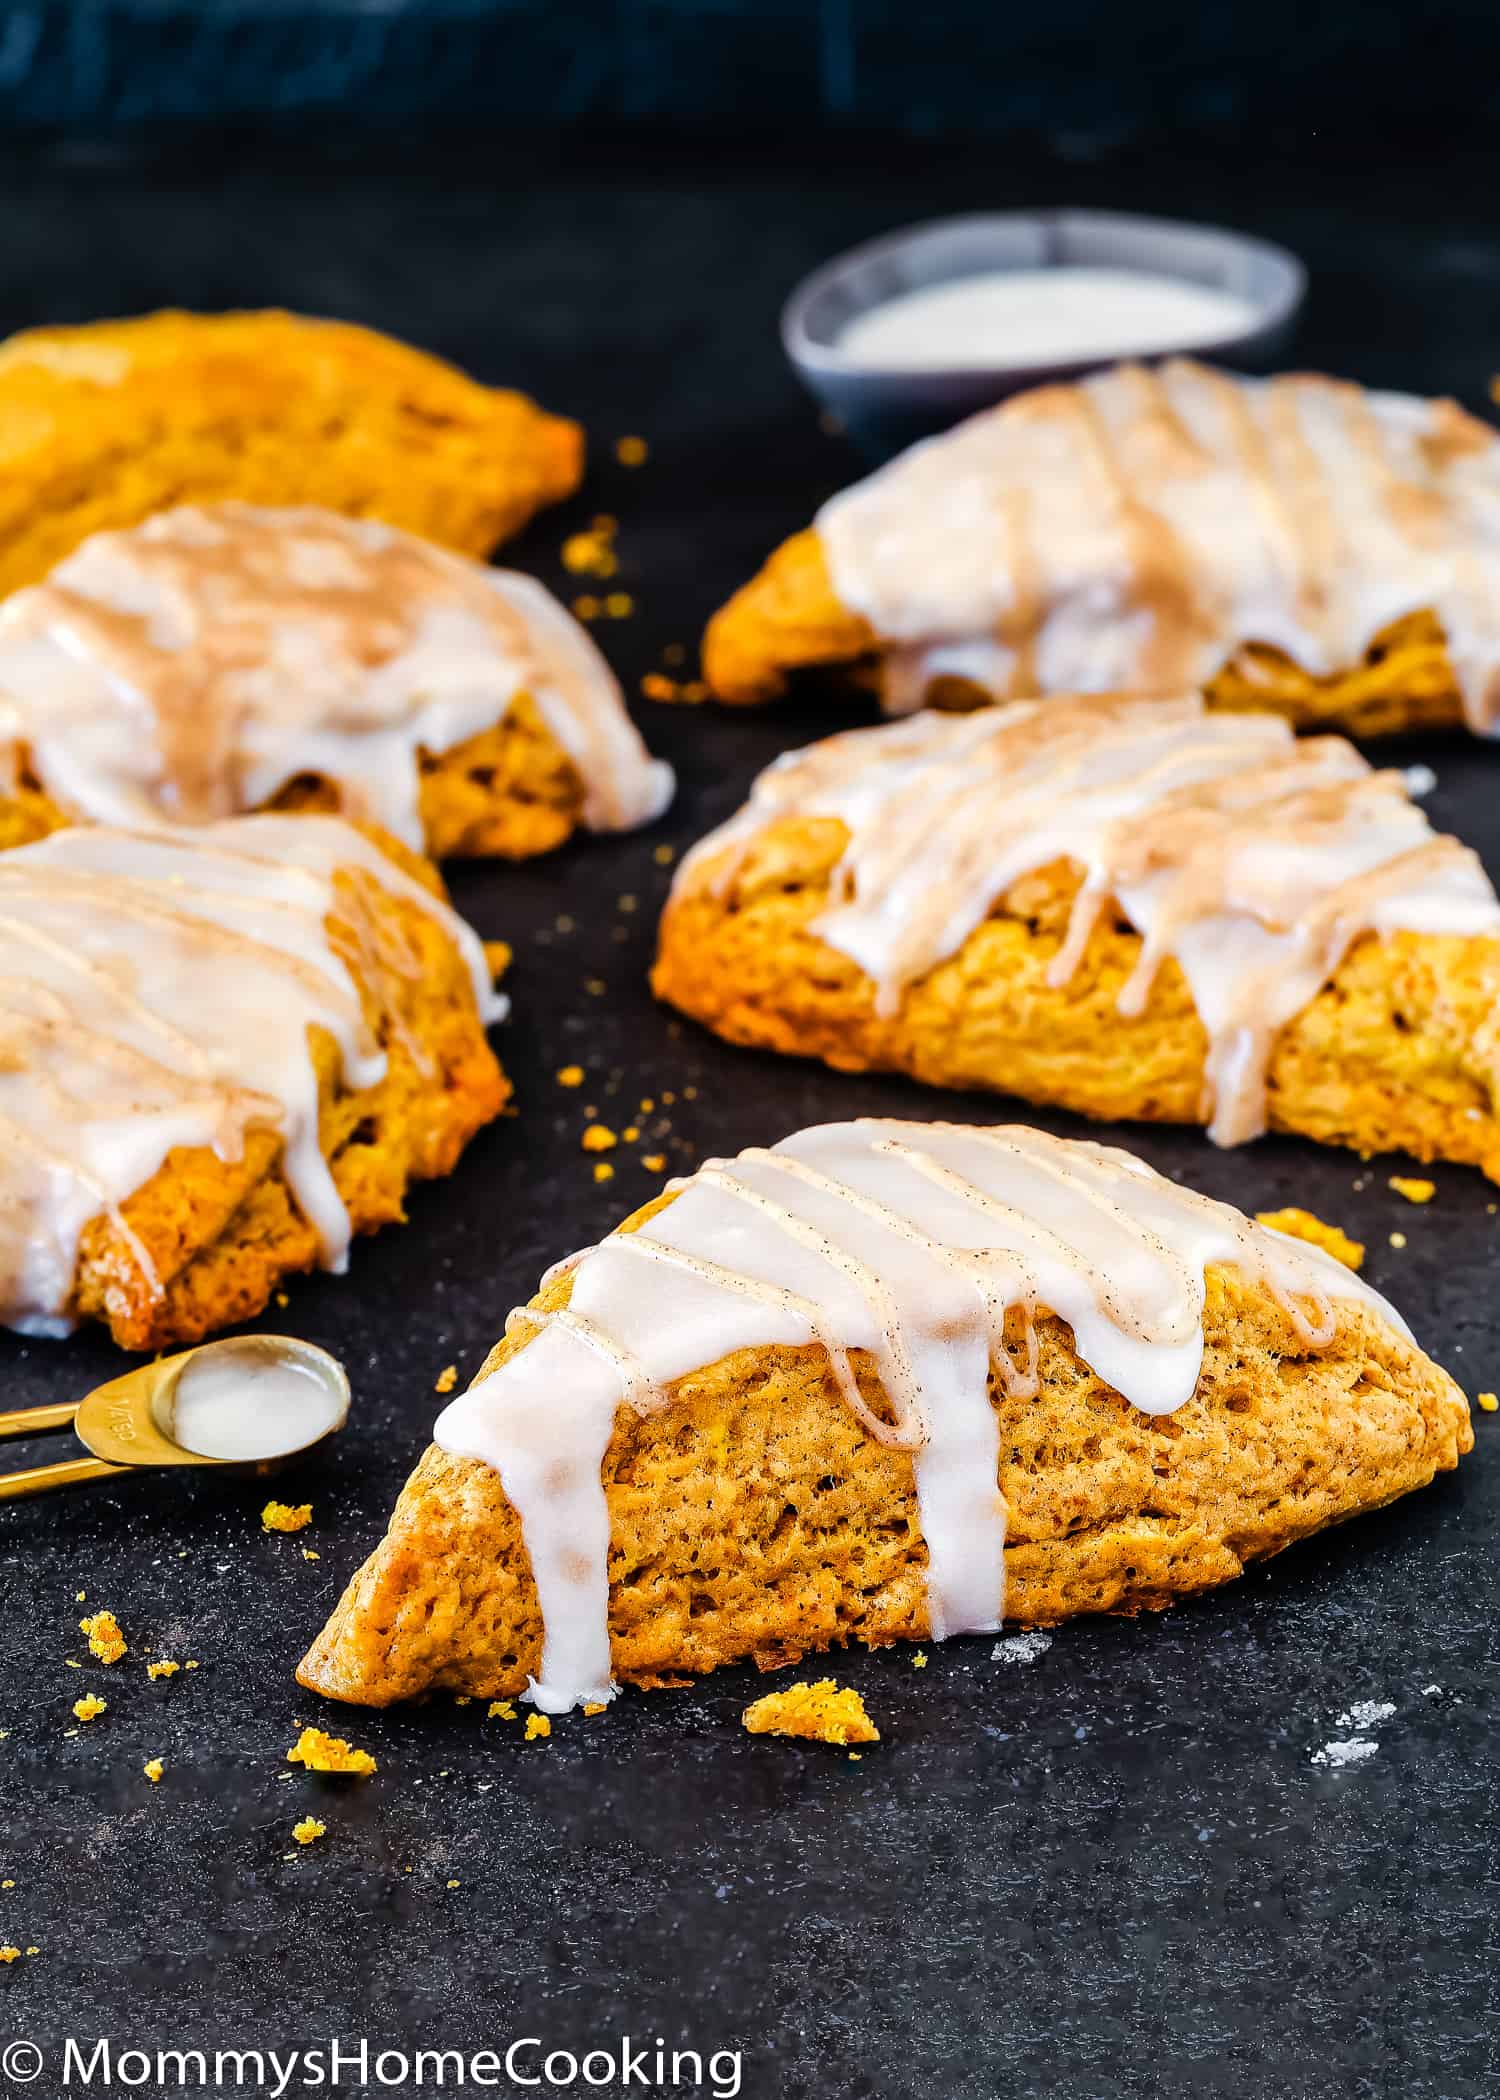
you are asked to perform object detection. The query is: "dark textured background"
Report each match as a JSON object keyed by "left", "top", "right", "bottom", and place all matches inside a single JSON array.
[
  {"left": 0, "top": 0, "right": 1488, "bottom": 138},
  {"left": 0, "top": 122, "right": 1495, "bottom": 2098}
]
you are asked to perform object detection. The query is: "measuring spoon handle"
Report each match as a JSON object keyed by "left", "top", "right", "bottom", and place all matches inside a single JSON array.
[{"left": 0, "top": 1455, "right": 128, "bottom": 1500}]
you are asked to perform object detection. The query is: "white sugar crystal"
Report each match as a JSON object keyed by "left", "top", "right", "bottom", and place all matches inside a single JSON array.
[
  {"left": 991, "top": 1631, "right": 1053, "bottom": 1666},
  {"left": 1335, "top": 1699, "right": 1396, "bottom": 1730},
  {"left": 1312, "top": 1737, "right": 1380, "bottom": 1768}
]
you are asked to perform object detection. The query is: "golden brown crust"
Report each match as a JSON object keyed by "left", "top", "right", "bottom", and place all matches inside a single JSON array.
[
  {"left": 0, "top": 308, "right": 582, "bottom": 595},
  {"left": 4, "top": 689, "right": 588, "bottom": 865},
  {"left": 65, "top": 827, "right": 508, "bottom": 1350},
  {"left": 652, "top": 827, "right": 1500, "bottom": 1181},
  {"left": 702, "top": 526, "right": 1465, "bottom": 736},
  {"left": 297, "top": 1214, "right": 1470, "bottom": 1707}
]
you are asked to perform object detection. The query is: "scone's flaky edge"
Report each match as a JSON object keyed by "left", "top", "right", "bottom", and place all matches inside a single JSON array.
[
  {"left": 701, "top": 526, "right": 1465, "bottom": 737},
  {"left": 652, "top": 822, "right": 1500, "bottom": 1183},
  {"left": 0, "top": 688, "right": 588, "bottom": 864},
  {"left": 296, "top": 1193, "right": 1470, "bottom": 1709},
  {"left": 0, "top": 307, "right": 583, "bottom": 594},
  {"left": 65, "top": 825, "right": 509, "bottom": 1351}
]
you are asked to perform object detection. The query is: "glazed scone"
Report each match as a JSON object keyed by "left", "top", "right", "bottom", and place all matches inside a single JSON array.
[
  {"left": 0, "top": 814, "right": 507, "bottom": 1349},
  {"left": 704, "top": 360, "right": 1495, "bottom": 737},
  {"left": 0, "top": 504, "right": 673, "bottom": 857},
  {"left": 654, "top": 693, "right": 1500, "bottom": 1178},
  {"left": 298, "top": 1121, "right": 1470, "bottom": 1712},
  {"left": 0, "top": 308, "right": 582, "bottom": 595}
]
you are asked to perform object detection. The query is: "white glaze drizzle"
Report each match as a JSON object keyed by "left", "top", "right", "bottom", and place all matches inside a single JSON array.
[
  {"left": 816, "top": 359, "right": 1500, "bottom": 730},
  {"left": 0, "top": 503, "right": 674, "bottom": 846},
  {"left": 0, "top": 812, "right": 502, "bottom": 1336},
  {"left": 673, "top": 693, "right": 1500, "bottom": 1146},
  {"left": 435, "top": 1118, "right": 1400, "bottom": 1711}
]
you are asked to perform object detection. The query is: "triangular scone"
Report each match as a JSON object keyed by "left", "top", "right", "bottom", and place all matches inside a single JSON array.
[
  {"left": 0, "top": 504, "right": 673, "bottom": 860},
  {"left": 0, "top": 814, "right": 507, "bottom": 1348},
  {"left": 703, "top": 360, "right": 1495, "bottom": 738},
  {"left": 0, "top": 309, "right": 582, "bottom": 596},
  {"left": 655, "top": 694, "right": 1500, "bottom": 1179},
  {"left": 298, "top": 1122, "right": 1469, "bottom": 1712}
]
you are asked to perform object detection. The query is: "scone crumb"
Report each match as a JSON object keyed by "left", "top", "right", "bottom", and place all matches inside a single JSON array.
[
  {"left": 556, "top": 1064, "right": 585, "bottom": 1088},
  {"left": 0, "top": 1947, "right": 18, "bottom": 1963},
  {"left": 286, "top": 1726, "right": 377, "bottom": 1777},
  {"left": 262, "top": 1501, "right": 312, "bottom": 1534},
  {"left": 1477, "top": 1392, "right": 1498, "bottom": 1413},
  {"left": 1389, "top": 1176, "right": 1436, "bottom": 1204},
  {"left": 1389, "top": 1231, "right": 1408, "bottom": 1249},
  {"left": 143, "top": 1757, "right": 164, "bottom": 1784},
  {"left": 524, "top": 1715, "right": 551, "bottom": 1742},
  {"left": 291, "top": 1817, "right": 326, "bottom": 1846},
  {"left": 653, "top": 844, "right": 675, "bottom": 865},
  {"left": 434, "top": 1365, "right": 458, "bottom": 1395},
  {"left": 593, "top": 1161, "right": 615, "bottom": 1184},
  {"left": 79, "top": 1610, "right": 126, "bottom": 1665},
  {"left": 1254, "top": 1207, "right": 1365, "bottom": 1271},
  {"left": 487, "top": 1700, "right": 516, "bottom": 1721},
  {"left": 561, "top": 519, "right": 618, "bottom": 579},
  {"left": 742, "top": 1680, "right": 879, "bottom": 1747},
  {"left": 641, "top": 1153, "right": 667, "bottom": 1173},
  {"left": 146, "top": 1660, "right": 179, "bottom": 1681},
  {"left": 615, "top": 435, "right": 648, "bottom": 466},
  {"left": 71, "top": 1694, "right": 106, "bottom": 1722},
  {"left": 582, "top": 1702, "right": 608, "bottom": 1717},
  {"left": 912, "top": 1651, "right": 928, "bottom": 1669},
  {"left": 581, "top": 1124, "right": 618, "bottom": 1153},
  {"left": 482, "top": 939, "right": 512, "bottom": 986},
  {"left": 302, "top": 1549, "right": 320, "bottom": 1562}
]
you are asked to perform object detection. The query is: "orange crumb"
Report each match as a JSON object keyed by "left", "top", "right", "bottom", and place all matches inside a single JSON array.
[
  {"left": 1254, "top": 1207, "right": 1365, "bottom": 1271},
  {"left": 286, "top": 1726, "right": 377, "bottom": 1777},
  {"left": 446, "top": 1878, "right": 460, "bottom": 1889},
  {"left": 146, "top": 1660, "right": 179, "bottom": 1681},
  {"left": 653, "top": 845, "right": 675, "bottom": 866},
  {"left": 584, "top": 978, "right": 606, "bottom": 996},
  {"left": 1389, "top": 1176, "right": 1436, "bottom": 1204},
  {"left": 483, "top": 939, "right": 513, "bottom": 986},
  {"left": 184, "top": 1661, "right": 199, "bottom": 1671},
  {"left": 562, "top": 521, "right": 619, "bottom": 578},
  {"left": 572, "top": 593, "right": 601, "bottom": 620},
  {"left": 581, "top": 1124, "right": 618, "bottom": 1153},
  {"left": 593, "top": 1161, "right": 615, "bottom": 1184},
  {"left": 641, "top": 1153, "right": 667, "bottom": 1173},
  {"left": 302, "top": 1549, "right": 320, "bottom": 1562},
  {"left": 434, "top": 1365, "right": 458, "bottom": 1395},
  {"left": 71, "top": 1694, "right": 106, "bottom": 1722},
  {"left": 615, "top": 435, "right": 648, "bottom": 465},
  {"left": 621, "top": 1125, "right": 640, "bottom": 1143},
  {"left": 556, "top": 1064, "right": 585, "bottom": 1087},
  {"left": 291, "top": 1817, "right": 326, "bottom": 1846},
  {"left": 274, "top": 1292, "right": 290, "bottom": 1309},
  {"left": 262, "top": 1501, "right": 312, "bottom": 1533},
  {"left": 1390, "top": 1231, "right": 1408, "bottom": 1249},
  {"left": 0, "top": 1948, "right": 17, "bottom": 1964},
  {"left": 743, "top": 1680, "right": 879, "bottom": 1747},
  {"left": 79, "top": 1610, "right": 126, "bottom": 1665},
  {"left": 683, "top": 1086, "right": 698, "bottom": 1100},
  {"left": 641, "top": 673, "right": 677, "bottom": 702},
  {"left": 583, "top": 1702, "right": 608, "bottom": 1717},
  {"left": 1478, "top": 1392, "right": 1498, "bottom": 1413},
  {"left": 143, "top": 1758, "right": 164, "bottom": 1784},
  {"left": 487, "top": 1700, "right": 516, "bottom": 1720},
  {"left": 639, "top": 1097, "right": 655, "bottom": 1114},
  {"left": 525, "top": 1715, "right": 551, "bottom": 1742},
  {"left": 604, "top": 592, "right": 634, "bottom": 619},
  {"left": 912, "top": 1651, "right": 928, "bottom": 1669},
  {"left": 75, "top": 1590, "right": 85, "bottom": 1603}
]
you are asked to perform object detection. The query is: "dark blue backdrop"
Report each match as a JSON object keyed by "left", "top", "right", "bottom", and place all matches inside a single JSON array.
[{"left": 0, "top": 1, "right": 1477, "bottom": 136}]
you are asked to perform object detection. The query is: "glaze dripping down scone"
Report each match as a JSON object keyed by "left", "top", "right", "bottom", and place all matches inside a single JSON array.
[
  {"left": 0, "top": 308, "right": 582, "bottom": 595},
  {"left": 0, "top": 814, "right": 507, "bottom": 1348},
  {"left": 703, "top": 359, "right": 1500, "bottom": 737},
  {"left": 654, "top": 694, "right": 1500, "bottom": 1178},
  {"left": 298, "top": 1122, "right": 1469, "bottom": 1712},
  {"left": 0, "top": 504, "right": 673, "bottom": 859}
]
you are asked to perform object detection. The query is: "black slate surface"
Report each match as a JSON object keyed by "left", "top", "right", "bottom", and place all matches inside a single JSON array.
[{"left": 0, "top": 126, "right": 1495, "bottom": 2100}]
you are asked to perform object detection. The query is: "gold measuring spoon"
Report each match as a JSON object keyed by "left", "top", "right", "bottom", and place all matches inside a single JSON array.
[{"left": 0, "top": 1334, "right": 350, "bottom": 1501}]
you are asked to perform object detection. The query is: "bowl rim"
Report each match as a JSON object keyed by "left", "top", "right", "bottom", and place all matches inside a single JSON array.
[{"left": 782, "top": 206, "right": 1308, "bottom": 385}]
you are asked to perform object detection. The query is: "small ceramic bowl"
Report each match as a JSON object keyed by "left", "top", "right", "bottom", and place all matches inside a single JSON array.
[{"left": 783, "top": 207, "right": 1306, "bottom": 453}]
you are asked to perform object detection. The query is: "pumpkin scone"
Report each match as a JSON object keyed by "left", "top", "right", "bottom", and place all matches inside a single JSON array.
[
  {"left": 0, "top": 503, "right": 673, "bottom": 858},
  {"left": 0, "top": 813, "right": 507, "bottom": 1348},
  {"left": 0, "top": 308, "right": 581, "bottom": 596},
  {"left": 299, "top": 1120, "right": 1469, "bottom": 1712},
  {"left": 654, "top": 693, "right": 1500, "bottom": 1178},
  {"left": 704, "top": 359, "right": 1499, "bottom": 737}
]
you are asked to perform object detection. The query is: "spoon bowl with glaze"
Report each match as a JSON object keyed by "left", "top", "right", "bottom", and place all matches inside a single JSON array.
[{"left": 0, "top": 1334, "right": 350, "bottom": 1500}]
